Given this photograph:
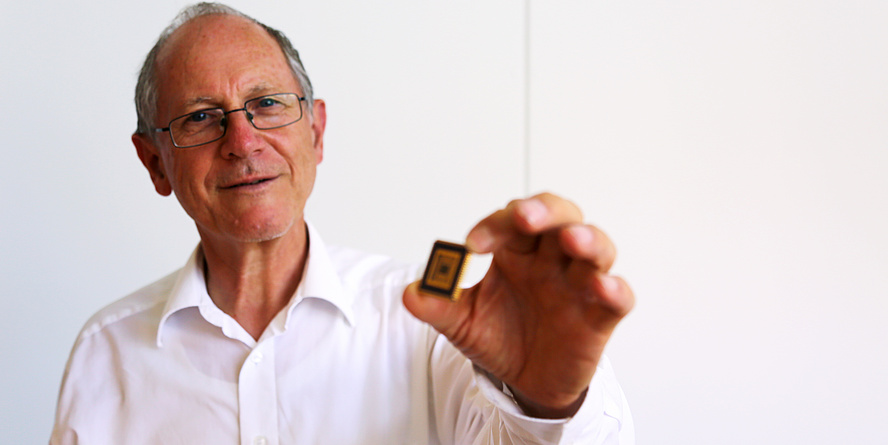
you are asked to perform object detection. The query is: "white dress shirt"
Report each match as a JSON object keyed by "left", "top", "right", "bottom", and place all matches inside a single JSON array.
[{"left": 51, "top": 224, "right": 633, "bottom": 444}]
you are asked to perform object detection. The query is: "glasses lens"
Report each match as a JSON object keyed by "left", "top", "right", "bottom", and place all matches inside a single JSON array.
[
  {"left": 246, "top": 93, "right": 303, "bottom": 130},
  {"left": 169, "top": 108, "right": 225, "bottom": 148}
]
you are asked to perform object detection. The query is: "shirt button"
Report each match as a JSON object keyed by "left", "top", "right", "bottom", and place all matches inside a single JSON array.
[
  {"left": 253, "top": 436, "right": 268, "bottom": 445},
  {"left": 252, "top": 352, "right": 264, "bottom": 364}
]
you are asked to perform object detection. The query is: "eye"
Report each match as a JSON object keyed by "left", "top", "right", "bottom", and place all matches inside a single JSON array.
[
  {"left": 187, "top": 111, "right": 209, "bottom": 123},
  {"left": 257, "top": 97, "right": 282, "bottom": 108}
]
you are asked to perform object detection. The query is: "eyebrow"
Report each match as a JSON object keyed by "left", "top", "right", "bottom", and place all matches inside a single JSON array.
[
  {"left": 179, "top": 85, "right": 278, "bottom": 110},
  {"left": 244, "top": 84, "right": 276, "bottom": 99},
  {"left": 180, "top": 96, "right": 217, "bottom": 109}
]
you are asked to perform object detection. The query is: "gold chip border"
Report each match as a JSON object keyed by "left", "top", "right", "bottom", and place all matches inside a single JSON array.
[{"left": 419, "top": 240, "right": 471, "bottom": 301}]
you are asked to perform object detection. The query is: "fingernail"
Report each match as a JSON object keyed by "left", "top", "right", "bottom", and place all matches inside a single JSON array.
[
  {"left": 567, "top": 225, "right": 594, "bottom": 245},
  {"left": 467, "top": 226, "right": 494, "bottom": 252},
  {"left": 519, "top": 199, "right": 547, "bottom": 225},
  {"left": 600, "top": 275, "right": 620, "bottom": 294}
]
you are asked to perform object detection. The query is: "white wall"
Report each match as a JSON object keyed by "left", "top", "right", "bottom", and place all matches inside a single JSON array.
[
  {"left": 1, "top": 1, "right": 885, "bottom": 443},
  {"left": 529, "top": 2, "right": 888, "bottom": 443}
]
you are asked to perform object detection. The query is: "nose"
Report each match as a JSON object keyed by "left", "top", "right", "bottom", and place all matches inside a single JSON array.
[{"left": 219, "top": 108, "right": 263, "bottom": 159}]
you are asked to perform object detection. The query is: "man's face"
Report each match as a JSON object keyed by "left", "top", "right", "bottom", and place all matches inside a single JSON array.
[{"left": 134, "top": 14, "right": 325, "bottom": 244}]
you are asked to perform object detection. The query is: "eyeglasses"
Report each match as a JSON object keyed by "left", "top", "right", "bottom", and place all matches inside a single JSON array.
[{"left": 154, "top": 93, "right": 306, "bottom": 148}]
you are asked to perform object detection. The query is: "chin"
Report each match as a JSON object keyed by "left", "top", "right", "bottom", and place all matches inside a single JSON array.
[
  {"left": 238, "top": 220, "right": 296, "bottom": 243},
  {"left": 222, "top": 211, "right": 299, "bottom": 244},
  {"left": 238, "top": 231, "right": 287, "bottom": 243}
]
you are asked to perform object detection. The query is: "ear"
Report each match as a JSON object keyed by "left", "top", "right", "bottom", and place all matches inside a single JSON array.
[
  {"left": 309, "top": 99, "right": 327, "bottom": 164},
  {"left": 132, "top": 133, "right": 173, "bottom": 196}
]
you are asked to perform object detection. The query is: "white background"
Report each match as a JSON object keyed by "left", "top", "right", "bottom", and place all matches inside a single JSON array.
[{"left": 1, "top": 1, "right": 886, "bottom": 443}]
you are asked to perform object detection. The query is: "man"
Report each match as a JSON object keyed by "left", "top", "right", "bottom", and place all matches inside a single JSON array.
[{"left": 51, "top": 3, "right": 635, "bottom": 444}]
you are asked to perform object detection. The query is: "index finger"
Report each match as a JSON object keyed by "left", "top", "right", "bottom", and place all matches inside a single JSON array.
[{"left": 466, "top": 193, "right": 584, "bottom": 254}]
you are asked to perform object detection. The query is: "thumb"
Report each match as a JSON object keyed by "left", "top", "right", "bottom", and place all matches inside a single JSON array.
[{"left": 402, "top": 281, "right": 468, "bottom": 336}]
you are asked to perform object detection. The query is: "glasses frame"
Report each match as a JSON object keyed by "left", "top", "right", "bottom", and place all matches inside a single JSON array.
[{"left": 154, "top": 93, "right": 307, "bottom": 148}]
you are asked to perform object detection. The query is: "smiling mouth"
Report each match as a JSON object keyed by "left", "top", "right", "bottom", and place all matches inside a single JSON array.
[{"left": 224, "top": 177, "right": 275, "bottom": 189}]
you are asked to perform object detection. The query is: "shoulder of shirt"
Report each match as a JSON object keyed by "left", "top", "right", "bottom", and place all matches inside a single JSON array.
[{"left": 75, "top": 269, "right": 179, "bottom": 343}]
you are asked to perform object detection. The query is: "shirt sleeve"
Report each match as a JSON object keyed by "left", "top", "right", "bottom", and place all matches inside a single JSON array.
[{"left": 428, "top": 336, "right": 634, "bottom": 444}]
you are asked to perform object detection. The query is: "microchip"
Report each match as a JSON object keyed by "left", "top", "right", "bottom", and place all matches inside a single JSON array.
[{"left": 420, "top": 240, "right": 471, "bottom": 301}]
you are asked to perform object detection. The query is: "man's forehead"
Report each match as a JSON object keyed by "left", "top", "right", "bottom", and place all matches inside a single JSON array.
[
  {"left": 159, "top": 14, "right": 273, "bottom": 59},
  {"left": 153, "top": 14, "right": 297, "bottom": 109}
]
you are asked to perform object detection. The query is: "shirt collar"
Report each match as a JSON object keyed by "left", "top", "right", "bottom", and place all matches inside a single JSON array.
[
  {"left": 155, "top": 246, "right": 210, "bottom": 347},
  {"left": 155, "top": 221, "right": 354, "bottom": 347},
  {"left": 281, "top": 222, "right": 355, "bottom": 330}
]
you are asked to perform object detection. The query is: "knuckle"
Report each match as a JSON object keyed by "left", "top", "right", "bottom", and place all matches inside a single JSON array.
[{"left": 534, "top": 191, "right": 556, "bottom": 201}]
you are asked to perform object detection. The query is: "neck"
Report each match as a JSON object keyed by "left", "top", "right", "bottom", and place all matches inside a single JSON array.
[{"left": 199, "top": 221, "right": 309, "bottom": 340}]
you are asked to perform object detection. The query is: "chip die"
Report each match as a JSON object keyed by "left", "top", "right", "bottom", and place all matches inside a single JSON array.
[{"left": 420, "top": 240, "right": 471, "bottom": 301}]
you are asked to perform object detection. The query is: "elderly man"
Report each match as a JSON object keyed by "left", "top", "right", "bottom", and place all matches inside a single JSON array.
[{"left": 51, "top": 3, "right": 634, "bottom": 444}]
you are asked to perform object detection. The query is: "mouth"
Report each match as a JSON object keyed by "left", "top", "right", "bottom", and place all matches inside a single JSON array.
[{"left": 221, "top": 176, "right": 277, "bottom": 190}]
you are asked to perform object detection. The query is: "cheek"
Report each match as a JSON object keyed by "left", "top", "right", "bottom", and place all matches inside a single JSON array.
[
  {"left": 274, "top": 130, "right": 317, "bottom": 170},
  {"left": 297, "top": 148, "right": 320, "bottom": 182},
  {"left": 166, "top": 154, "right": 211, "bottom": 200}
]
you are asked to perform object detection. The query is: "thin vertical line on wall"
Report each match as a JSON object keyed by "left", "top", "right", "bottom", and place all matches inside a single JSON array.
[{"left": 523, "top": 0, "right": 531, "bottom": 196}]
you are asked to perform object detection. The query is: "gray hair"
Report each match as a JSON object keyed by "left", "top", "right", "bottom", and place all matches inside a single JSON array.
[{"left": 134, "top": 2, "right": 314, "bottom": 135}]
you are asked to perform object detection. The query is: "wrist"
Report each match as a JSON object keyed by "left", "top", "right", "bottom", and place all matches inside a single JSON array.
[
  {"left": 474, "top": 364, "right": 587, "bottom": 419},
  {"left": 509, "top": 385, "right": 588, "bottom": 419}
]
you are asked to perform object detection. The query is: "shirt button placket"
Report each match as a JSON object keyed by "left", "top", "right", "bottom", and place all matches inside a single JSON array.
[{"left": 238, "top": 341, "right": 279, "bottom": 445}]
